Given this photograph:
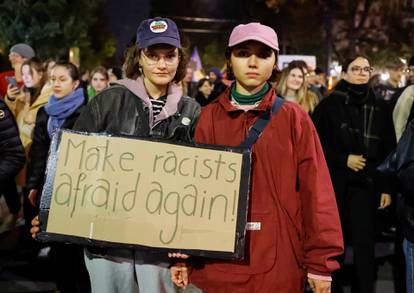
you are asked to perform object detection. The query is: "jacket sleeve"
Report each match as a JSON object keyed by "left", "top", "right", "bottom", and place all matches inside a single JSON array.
[
  {"left": 4, "top": 91, "right": 25, "bottom": 118},
  {"left": 296, "top": 112, "right": 344, "bottom": 275},
  {"left": 26, "top": 108, "right": 50, "bottom": 190},
  {"left": 0, "top": 101, "right": 25, "bottom": 181},
  {"left": 312, "top": 100, "right": 349, "bottom": 169}
]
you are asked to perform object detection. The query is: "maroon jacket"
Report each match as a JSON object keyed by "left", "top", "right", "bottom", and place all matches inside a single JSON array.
[{"left": 190, "top": 88, "right": 344, "bottom": 293}]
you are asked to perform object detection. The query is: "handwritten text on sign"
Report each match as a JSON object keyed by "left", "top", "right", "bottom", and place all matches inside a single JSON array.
[{"left": 46, "top": 132, "right": 244, "bottom": 252}]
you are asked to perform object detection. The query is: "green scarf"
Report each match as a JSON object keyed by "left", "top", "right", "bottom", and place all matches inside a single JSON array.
[{"left": 231, "top": 83, "right": 270, "bottom": 105}]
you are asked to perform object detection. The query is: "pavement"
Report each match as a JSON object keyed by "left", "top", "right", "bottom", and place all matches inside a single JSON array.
[{"left": 0, "top": 197, "right": 400, "bottom": 293}]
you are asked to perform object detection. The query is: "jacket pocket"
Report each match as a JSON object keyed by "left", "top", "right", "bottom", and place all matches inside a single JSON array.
[{"left": 210, "top": 209, "right": 277, "bottom": 275}]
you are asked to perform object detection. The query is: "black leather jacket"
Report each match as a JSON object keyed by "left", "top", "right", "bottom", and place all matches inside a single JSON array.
[
  {"left": 73, "top": 85, "right": 200, "bottom": 141},
  {"left": 0, "top": 99, "right": 25, "bottom": 183}
]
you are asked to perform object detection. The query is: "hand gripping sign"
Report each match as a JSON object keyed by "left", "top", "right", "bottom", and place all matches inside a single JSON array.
[{"left": 37, "top": 130, "right": 251, "bottom": 259}]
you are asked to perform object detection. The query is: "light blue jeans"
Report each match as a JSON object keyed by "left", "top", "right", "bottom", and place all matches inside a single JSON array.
[
  {"left": 403, "top": 238, "right": 414, "bottom": 293},
  {"left": 84, "top": 248, "right": 176, "bottom": 293}
]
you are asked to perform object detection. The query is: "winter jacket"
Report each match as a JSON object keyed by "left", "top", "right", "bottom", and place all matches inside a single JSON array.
[
  {"left": 26, "top": 106, "right": 84, "bottom": 192},
  {"left": 378, "top": 120, "right": 414, "bottom": 242},
  {"left": 0, "top": 99, "right": 25, "bottom": 183},
  {"left": 393, "top": 85, "right": 414, "bottom": 142},
  {"left": 190, "top": 88, "right": 343, "bottom": 293},
  {"left": 73, "top": 78, "right": 200, "bottom": 141},
  {"left": 5, "top": 84, "right": 53, "bottom": 186},
  {"left": 312, "top": 80, "right": 395, "bottom": 197}
]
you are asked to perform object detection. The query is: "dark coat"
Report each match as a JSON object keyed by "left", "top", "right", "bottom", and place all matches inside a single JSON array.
[
  {"left": 312, "top": 80, "right": 395, "bottom": 196},
  {"left": 0, "top": 99, "right": 25, "bottom": 187},
  {"left": 378, "top": 120, "right": 414, "bottom": 242}
]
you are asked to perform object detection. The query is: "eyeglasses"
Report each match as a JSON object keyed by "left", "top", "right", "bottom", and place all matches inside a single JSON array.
[
  {"left": 350, "top": 66, "right": 373, "bottom": 74},
  {"left": 141, "top": 50, "right": 178, "bottom": 66}
]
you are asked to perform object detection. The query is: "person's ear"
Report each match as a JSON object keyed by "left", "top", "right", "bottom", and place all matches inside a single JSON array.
[{"left": 73, "top": 80, "right": 80, "bottom": 89}]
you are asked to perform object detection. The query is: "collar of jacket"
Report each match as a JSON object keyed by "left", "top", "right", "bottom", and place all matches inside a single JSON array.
[
  {"left": 114, "top": 77, "right": 182, "bottom": 125},
  {"left": 29, "top": 85, "right": 53, "bottom": 109},
  {"left": 217, "top": 85, "right": 276, "bottom": 113}
]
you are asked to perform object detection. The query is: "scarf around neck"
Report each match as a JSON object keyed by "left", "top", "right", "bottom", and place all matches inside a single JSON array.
[{"left": 44, "top": 88, "right": 85, "bottom": 138}]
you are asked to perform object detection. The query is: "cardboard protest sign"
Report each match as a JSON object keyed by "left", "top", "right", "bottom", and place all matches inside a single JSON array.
[{"left": 38, "top": 130, "right": 251, "bottom": 259}]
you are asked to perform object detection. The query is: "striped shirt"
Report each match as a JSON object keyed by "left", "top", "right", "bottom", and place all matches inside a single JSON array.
[{"left": 150, "top": 96, "right": 166, "bottom": 119}]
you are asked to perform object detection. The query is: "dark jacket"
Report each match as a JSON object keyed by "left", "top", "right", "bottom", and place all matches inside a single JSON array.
[
  {"left": 378, "top": 120, "right": 414, "bottom": 242},
  {"left": 0, "top": 99, "right": 25, "bottom": 185},
  {"left": 26, "top": 106, "right": 84, "bottom": 191},
  {"left": 312, "top": 80, "right": 395, "bottom": 199},
  {"left": 73, "top": 80, "right": 200, "bottom": 141}
]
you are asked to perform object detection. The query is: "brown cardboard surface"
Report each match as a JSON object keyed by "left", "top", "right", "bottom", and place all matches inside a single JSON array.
[{"left": 46, "top": 132, "right": 244, "bottom": 252}]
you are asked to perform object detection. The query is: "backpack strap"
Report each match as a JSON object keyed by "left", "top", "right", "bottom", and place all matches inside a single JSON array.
[{"left": 239, "top": 96, "right": 284, "bottom": 148}]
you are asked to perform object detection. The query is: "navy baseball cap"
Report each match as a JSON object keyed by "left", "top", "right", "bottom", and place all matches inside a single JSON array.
[{"left": 136, "top": 17, "right": 181, "bottom": 49}]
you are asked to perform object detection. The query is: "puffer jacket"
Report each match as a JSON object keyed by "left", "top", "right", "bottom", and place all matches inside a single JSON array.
[
  {"left": 5, "top": 84, "right": 53, "bottom": 186},
  {"left": 0, "top": 99, "right": 25, "bottom": 183},
  {"left": 0, "top": 99, "right": 25, "bottom": 201}
]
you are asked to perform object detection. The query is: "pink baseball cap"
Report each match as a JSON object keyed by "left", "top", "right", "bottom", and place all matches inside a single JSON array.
[{"left": 228, "top": 22, "right": 279, "bottom": 51}]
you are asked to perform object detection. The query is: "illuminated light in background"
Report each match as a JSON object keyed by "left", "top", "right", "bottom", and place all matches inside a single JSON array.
[{"left": 380, "top": 72, "right": 390, "bottom": 81}]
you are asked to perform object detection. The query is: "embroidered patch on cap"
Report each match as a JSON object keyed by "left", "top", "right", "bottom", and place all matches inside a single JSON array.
[
  {"left": 0, "top": 110, "right": 5, "bottom": 119},
  {"left": 150, "top": 20, "right": 168, "bottom": 33}
]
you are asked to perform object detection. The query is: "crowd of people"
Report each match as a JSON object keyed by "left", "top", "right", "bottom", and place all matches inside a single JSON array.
[{"left": 1, "top": 15, "right": 414, "bottom": 293}]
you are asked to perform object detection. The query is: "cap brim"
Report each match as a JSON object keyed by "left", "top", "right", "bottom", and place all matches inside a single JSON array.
[
  {"left": 139, "top": 37, "right": 181, "bottom": 49},
  {"left": 229, "top": 35, "right": 279, "bottom": 51}
]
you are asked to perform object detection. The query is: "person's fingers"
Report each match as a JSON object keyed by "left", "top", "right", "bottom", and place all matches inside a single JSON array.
[{"left": 31, "top": 215, "right": 39, "bottom": 226}]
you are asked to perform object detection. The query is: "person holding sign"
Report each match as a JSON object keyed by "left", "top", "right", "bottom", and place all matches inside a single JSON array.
[
  {"left": 170, "top": 22, "right": 343, "bottom": 293},
  {"left": 30, "top": 17, "right": 200, "bottom": 293}
]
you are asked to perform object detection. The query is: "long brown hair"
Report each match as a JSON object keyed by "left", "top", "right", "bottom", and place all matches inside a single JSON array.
[
  {"left": 277, "top": 61, "right": 318, "bottom": 113},
  {"left": 21, "top": 57, "right": 48, "bottom": 105}
]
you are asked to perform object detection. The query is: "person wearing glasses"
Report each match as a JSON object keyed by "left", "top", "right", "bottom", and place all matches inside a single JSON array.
[
  {"left": 31, "top": 17, "right": 200, "bottom": 293},
  {"left": 312, "top": 55, "right": 394, "bottom": 293}
]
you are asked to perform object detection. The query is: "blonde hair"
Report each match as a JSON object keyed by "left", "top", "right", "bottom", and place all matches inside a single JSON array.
[{"left": 277, "top": 63, "right": 318, "bottom": 113}]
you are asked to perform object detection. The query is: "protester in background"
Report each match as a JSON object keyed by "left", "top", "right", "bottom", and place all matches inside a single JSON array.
[
  {"left": 171, "top": 22, "right": 343, "bottom": 293},
  {"left": 312, "top": 55, "right": 394, "bottom": 293},
  {"left": 26, "top": 62, "right": 90, "bottom": 293},
  {"left": 194, "top": 77, "right": 213, "bottom": 106},
  {"left": 87, "top": 66, "right": 109, "bottom": 100},
  {"left": 310, "top": 67, "right": 328, "bottom": 98},
  {"left": 375, "top": 57, "right": 405, "bottom": 102},
  {"left": 182, "top": 66, "right": 198, "bottom": 97},
  {"left": 208, "top": 66, "right": 227, "bottom": 100},
  {"left": 107, "top": 67, "right": 122, "bottom": 82},
  {"left": 0, "top": 43, "right": 35, "bottom": 98},
  {"left": 5, "top": 57, "right": 52, "bottom": 240},
  {"left": 277, "top": 60, "right": 319, "bottom": 113},
  {"left": 31, "top": 17, "right": 200, "bottom": 293},
  {"left": 0, "top": 99, "right": 25, "bottom": 233}
]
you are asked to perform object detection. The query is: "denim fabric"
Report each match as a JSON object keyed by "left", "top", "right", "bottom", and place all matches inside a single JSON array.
[{"left": 403, "top": 238, "right": 414, "bottom": 293}]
